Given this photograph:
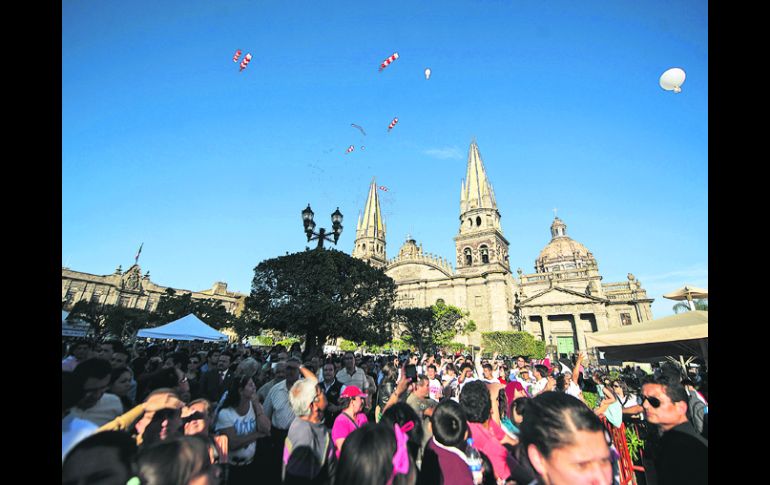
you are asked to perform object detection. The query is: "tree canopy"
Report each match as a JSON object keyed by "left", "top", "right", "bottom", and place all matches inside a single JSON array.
[
  {"left": 396, "top": 300, "right": 474, "bottom": 356},
  {"left": 153, "top": 288, "right": 234, "bottom": 329},
  {"left": 246, "top": 248, "right": 397, "bottom": 357},
  {"left": 68, "top": 300, "right": 151, "bottom": 340},
  {"left": 481, "top": 331, "right": 546, "bottom": 359}
]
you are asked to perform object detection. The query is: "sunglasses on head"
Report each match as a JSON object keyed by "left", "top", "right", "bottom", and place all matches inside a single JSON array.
[{"left": 641, "top": 395, "right": 661, "bottom": 408}]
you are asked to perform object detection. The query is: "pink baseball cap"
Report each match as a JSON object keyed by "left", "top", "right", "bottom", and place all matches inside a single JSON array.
[{"left": 340, "top": 385, "right": 367, "bottom": 399}]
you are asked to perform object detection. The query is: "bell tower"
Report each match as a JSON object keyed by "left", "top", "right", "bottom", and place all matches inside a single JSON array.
[
  {"left": 453, "top": 140, "right": 510, "bottom": 273},
  {"left": 352, "top": 178, "right": 387, "bottom": 269}
]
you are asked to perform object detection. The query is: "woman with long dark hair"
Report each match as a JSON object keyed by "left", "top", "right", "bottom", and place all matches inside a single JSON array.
[
  {"left": 335, "top": 422, "right": 417, "bottom": 485},
  {"left": 519, "top": 392, "right": 613, "bottom": 485},
  {"left": 213, "top": 375, "right": 270, "bottom": 485}
]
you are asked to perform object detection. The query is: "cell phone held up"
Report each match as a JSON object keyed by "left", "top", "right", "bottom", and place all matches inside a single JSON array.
[{"left": 405, "top": 364, "right": 417, "bottom": 381}]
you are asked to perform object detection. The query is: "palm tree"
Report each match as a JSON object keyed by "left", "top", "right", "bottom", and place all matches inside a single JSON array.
[{"left": 673, "top": 298, "right": 708, "bottom": 313}]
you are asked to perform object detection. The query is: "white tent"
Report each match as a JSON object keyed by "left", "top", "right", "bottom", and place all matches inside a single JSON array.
[
  {"left": 585, "top": 311, "right": 708, "bottom": 364},
  {"left": 137, "top": 314, "right": 229, "bottom": 342}
]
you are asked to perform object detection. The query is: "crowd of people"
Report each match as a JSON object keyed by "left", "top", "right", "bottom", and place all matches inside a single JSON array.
[{"left": 62, "top": 338, "right": 708, "bottom": 485}]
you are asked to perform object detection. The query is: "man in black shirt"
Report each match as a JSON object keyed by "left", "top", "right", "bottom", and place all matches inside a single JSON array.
[{"left": 641, "top": 375, "right": 708, "bottom": 485}]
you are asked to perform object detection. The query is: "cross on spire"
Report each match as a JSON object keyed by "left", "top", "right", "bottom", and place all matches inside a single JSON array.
[{"left": 552, "top": 208, "right": 558, "bottom": 218}]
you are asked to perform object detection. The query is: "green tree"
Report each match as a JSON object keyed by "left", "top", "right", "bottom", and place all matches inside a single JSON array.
[
  {"left": 481, "top": 331, "right": 545, "bottom": 358},
  {"left": 339, "top": 339, "right": 359, "bottom": 352},
  {"left": 396, "top": 301, "right": 471, "bottom": 356},
  {"left": 151, "top": 288, "right": 234, "bottom": 329},
  {"left": 673, "top": 298, "right": 708, "bottom": 313},
  {"left": 247, "top": 248, "right": 397, "bottom": 357},
  {"left": 69, "top": 300, "right": 109, "bottom": 338}
]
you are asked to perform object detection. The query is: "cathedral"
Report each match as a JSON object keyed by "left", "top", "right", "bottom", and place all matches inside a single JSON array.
[{"left": 352, "top": 140, "right": 654, "bottom": 355}]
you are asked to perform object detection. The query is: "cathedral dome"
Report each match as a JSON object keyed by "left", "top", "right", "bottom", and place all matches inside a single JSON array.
[{"left": 535, "top": 217, "right": 596, "bottom": 273}]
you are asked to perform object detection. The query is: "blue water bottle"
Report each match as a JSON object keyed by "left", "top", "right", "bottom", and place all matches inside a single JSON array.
[{"left": 465, "top": 437, "right": 483, "bottom": 485}]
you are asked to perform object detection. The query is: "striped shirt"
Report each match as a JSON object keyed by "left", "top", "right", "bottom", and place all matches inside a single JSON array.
[
  {"left": 263, "top": 380, "right": 296, "bottom": 430},
  {"left": 335, "top": 367, "right": 369, "bottom": 392}
]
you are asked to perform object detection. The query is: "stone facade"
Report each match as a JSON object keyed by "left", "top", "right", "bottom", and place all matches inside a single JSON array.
[
  {"left": 61, "top": 264, "right": 246, "bottom": 316},
  {"left": 353, "top": 140, "right": 654, "bottom": 354}
]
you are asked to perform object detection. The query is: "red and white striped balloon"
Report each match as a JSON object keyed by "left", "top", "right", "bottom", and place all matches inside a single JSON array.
[
  {"left": 239, "top": 53, "right": 252, "bottom": 71},
  {"left": 388, "top": 117, "right": 399, "bottom": 131},
  {"left": 233, "top": 50, "right": 242, "bottom": 63},
  {"left": 346, "top": 145, "right": 355, "bottom": 154},
  {"left": 379, "top": 52, "right": 399, "bottom": 71}
]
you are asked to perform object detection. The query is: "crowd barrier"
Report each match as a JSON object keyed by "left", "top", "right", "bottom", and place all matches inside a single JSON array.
[{"left": 599, "top": 416, "right": 644, "bottom": 485}]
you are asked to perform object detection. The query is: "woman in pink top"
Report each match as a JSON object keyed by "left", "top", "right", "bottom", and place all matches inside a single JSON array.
[{"left": 331, "top": 385, "right": 369, "bottom": 458}]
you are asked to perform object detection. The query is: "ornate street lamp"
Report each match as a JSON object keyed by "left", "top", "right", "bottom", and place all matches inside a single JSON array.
[{"left": 302, "top": 204, "right": 344, "bottom": 249}]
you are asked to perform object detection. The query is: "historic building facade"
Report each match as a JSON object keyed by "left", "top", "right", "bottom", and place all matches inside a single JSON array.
[
  {"left": 61, "top": 263, "right": 246, "bottom": 316},
  {"left": 352, "top": 140, "right": 654, "bottom": 353}
]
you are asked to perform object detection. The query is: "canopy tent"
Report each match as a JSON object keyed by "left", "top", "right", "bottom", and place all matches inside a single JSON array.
[
  {"left": 136, "top": 314, "right": 229, "bottom": 342},
  {"left": 585, "top": 311, "right": 708, "bottom": 364},
  {"left": 62, "top": 310, "right": 90, "bottom": 337},
  {"left": 663, "top": 285, "right": 708, "bottom": 311}
]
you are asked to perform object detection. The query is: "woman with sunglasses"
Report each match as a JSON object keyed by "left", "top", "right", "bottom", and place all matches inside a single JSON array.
[
  {"left": 610, "top": 380, "right": 644, "bottom": 424},
  {"left": 520, "top": 392, "right": 614, "bottom": 485}
]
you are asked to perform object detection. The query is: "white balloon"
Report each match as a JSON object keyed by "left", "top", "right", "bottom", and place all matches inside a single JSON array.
[
  {"left": 659, "top": 67, "right": 686, "bottom": 93},
  {"left": 424, "top": 68, "right": 431, "bottom": 80}
]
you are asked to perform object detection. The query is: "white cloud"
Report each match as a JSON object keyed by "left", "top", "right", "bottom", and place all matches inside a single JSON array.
[{"left": 423, "top": 147, "right": 464, "bottom": 160}]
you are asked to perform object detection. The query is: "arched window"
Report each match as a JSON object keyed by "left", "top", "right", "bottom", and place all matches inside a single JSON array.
[
  {"left": 476, "top": 216, "right": 482, "bottom": 227},
  {"left": 464, "top": 248, "right": 473, "bottom": 266},
  {"left": 362, "top": 243, "right": 366, "bottom": 251},
  {"left": 468, "top": 219, "right": 473, "bottom": 228},
  {"left": 480, "top": 245, "right": 489, "bottom": 263}
]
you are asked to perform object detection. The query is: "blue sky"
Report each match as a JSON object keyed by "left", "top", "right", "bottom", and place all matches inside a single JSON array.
[{"left": 62, "top": 0, "right": 708, "bottom": 319}]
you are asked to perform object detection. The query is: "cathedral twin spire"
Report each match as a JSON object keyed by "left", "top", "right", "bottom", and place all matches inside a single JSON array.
[
  {"left": 352, "top": 178, "right": 387, "bottom": 268},
  {"left": 460, "top": 139, "right": 498, "bottom": 213}
]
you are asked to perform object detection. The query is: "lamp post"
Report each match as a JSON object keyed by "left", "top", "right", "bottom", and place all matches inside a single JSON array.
[{"left": 302, "top": 204, "right": 344, "bottom": 249}]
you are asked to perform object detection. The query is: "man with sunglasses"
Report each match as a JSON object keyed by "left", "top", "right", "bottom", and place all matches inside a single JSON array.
[{"left": 641, "top": 375, "right": 707, "bottom": 485}]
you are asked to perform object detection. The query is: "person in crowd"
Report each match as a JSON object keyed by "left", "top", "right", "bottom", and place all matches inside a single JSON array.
[
  {"left": 200, "top": 349, "right": 221, "bottom": 374},
  {"left": 519, "top": 392, "right": 613, "bottom": 485},
  {"left": 109, "top": 366, "right": 135, "bottom": 413},
  {"left": 320, "top": 362, "right": 344, "bottom": 427},
  {"left": 62, "top": 371, "right": 98, "bottom": 462},
  {"left": 214, "top": 375, "right": 271, "bottom": 485},
  {"left": 681, "top": 377, "right": 707, "bottom": 435},
  {"left": 142, "top": 366, "right": 192, "bottom": 403},
  {"left": 335, "top": 422, "right": 417, "bottom": 485},
  {"left": 510, "top": 397, "right": 530, "bottom": 436},
  {"left": 257, "top": 362, "right": 286, "bottom": 404},
  {"left": 133, "top": 389, "right": 186, "bottom": 446},
  {"left": 458, "top": 380, "right": 511, "bottom": 481},
  {"left": 134, "top": 435, "right": 222, "bottom": 485},
  {"left": 264, "top": 357, "right": 303, "bottom": 480},
  {"left": 592, "top": 372, "right": 622, "bottom": 428},
  {"left": 360, "top": 359, "right": 378, "bottom": 419},
  {"left": 426, "top": 364, "right": 444, "bottom": 401},
  {"left": 641, "top": 375, "right": 707, "bottom": 485},
  {"left": 199, "top": 352, "right": 233, "bottom": 403},
  {"left": 441, "top": 364, "right": 459, "bottom": 400},
  {"left": 531, "top": 365, "right": 551, "bottom": 396},
  {"left": 109, "top": 342, "right": 130, "bottom": 369},
  {"left": 457, "top": 362, "right": 477, "bottom": 394},
  {"left": 375, "top": 363, "right": 398, "bottom": 422},
  {"left": 71, "top": 358, "right": 124, "bottom": 427},
  {"left": 480, "top": 363, "right": 498, "bottom": 384},
  {"left": 62, "top": 340, "right": 91, "bottom": 372},
  {"left": 183, "top": 398, "right": 214, "bottom": 437},
  {"left": 611, "top": 379, "right": 644, "bottom": 424},
  {"left": 418, "top": 399, "right": 475, "bottom": 485},
  {"left": 185, "top": 353, "right": 204, "bottom": 400},
  {"left": 407, "top": 375, "right": 438, "bottom": 421},
  {"left": 62, "top": 431, "right": 138, "bottom": 485},
  {"left": 283, "top": 366, "right": 335, "bottom": 485},
  {"left": 331, "top": 385, "right": 369, "bottom": 458},
  {"left": 335, "top": 351, "right": 370, "bottom": 409},
  {"left": 95, "top": 339, "right": 121, "bottom": 363},
  {"left": 381, "top": 402, "right": 425, "bottom": 470}
]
